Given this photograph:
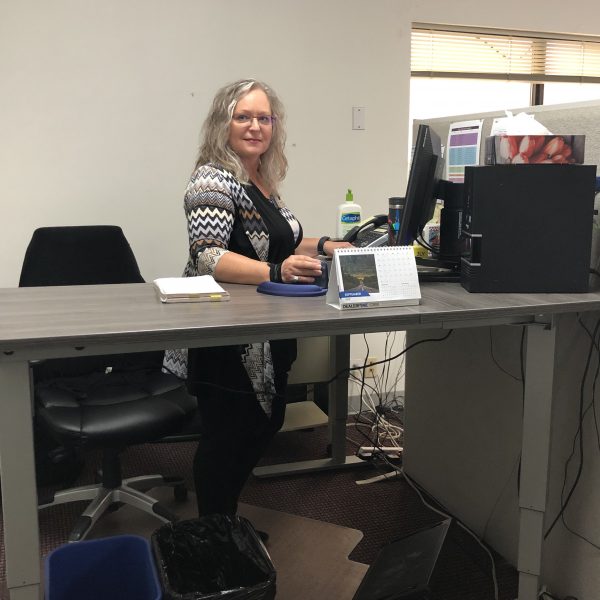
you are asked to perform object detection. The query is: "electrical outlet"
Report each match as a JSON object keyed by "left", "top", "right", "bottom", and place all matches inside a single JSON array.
[
  {"left": 350, "top": 357, "right": 378, "bottom": 378},
  {"left": 366, "top": 356, "right": 378, "bottom": 378}
]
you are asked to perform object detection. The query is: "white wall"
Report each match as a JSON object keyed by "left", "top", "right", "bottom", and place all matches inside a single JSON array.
[
  {"left": 4, "top": 1, "right": 600, "bottom": 282},
  {"left": 0, "top": 0, "right": 409, "bottom": 287},
  {"left": 4, "top": 1, "right": 600, "bottom": 596}
]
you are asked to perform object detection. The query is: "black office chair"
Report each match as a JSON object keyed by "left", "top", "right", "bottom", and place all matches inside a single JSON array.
[{"left": 20, "top": 225, "right": 198, "bottom": 542}]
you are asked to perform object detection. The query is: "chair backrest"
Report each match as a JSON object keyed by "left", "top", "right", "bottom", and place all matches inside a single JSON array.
[
  {"left": 19, "top": 225, "right": 144, "bottom": 287},
  {"left": 19, "top": 226, "right": 162, "bottom": 379}
]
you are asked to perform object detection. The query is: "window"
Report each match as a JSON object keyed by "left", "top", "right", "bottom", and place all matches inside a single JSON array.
[
  {"left": 410, "top": 24, "right": 600, "bottom": 120},
  {"left": 410, "top": 79, "right": 531, "bottom": 121},
  {"left": 543, "top": 82, "right": 600, "bottom": 105},
  {"left": 411, "top": 25, "right": 600, "bottom": 83}
]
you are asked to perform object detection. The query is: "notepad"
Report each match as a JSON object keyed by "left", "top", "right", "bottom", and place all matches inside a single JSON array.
[{"left": 153, "top": 276, "right": 230, "bottom": 303}]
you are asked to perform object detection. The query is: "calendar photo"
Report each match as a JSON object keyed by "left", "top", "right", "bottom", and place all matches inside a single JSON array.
[{"left": 338, "top": 253, "right": 380, "bottom": 293}]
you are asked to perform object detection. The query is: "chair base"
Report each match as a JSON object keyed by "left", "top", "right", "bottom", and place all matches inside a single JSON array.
[{"left": 39, "top": 474, "right": 187, "bottom": 542}]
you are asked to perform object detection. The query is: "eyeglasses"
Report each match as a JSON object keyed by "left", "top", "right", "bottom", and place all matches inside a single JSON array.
[{"left": 232, "top": 114, "right": 276, "bottom": 126}]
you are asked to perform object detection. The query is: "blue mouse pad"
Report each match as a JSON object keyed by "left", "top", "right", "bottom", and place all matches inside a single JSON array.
[{"left": 257, "top": 282, "right": 327, "bottom": 297}]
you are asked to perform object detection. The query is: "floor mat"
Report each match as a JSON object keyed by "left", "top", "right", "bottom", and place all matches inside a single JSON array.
[{"left": 88, "top": 487, "right": 369, "bottom": 600}]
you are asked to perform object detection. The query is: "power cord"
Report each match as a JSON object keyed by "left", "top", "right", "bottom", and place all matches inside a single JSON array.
[
  {"left": 403, "top": 469, "right": 498, "bottom": 600},
  {"left": 348, "top": 330, "right": 455, "bottom": 465},
  {"left": 341, "top": 329, "right": 454, "bottom": 389},
  {"left": 163, "top": 330, "right": 452, "bottom": 404},
  {"left": 545, "top": 314, "right": 600, "bottom": 550},
  {"left": 480, "top": 325, "right": 525, "bottom": 538},
  {"left": 346, "top": 330, "right": 454, "bottom": 457},
  {"left": 488, "top": 327, "right": 523, "bottom": 382},
  {"left": 346, "top": 380, "right": 403, "bottom": 458},
  {"left": 348, "top": 330, "right": 499, "bottom": 598},
  {"left": 344, "top": 331, "right": 450, "bottom": 458},
  {"left": 539, "top": 590, "right": 578, "bottom": 600},
  {"left": 544, "top": 315, "right": 600, "bottom": 540},
  {"left": 356, "top": 463, "right": 500, "bottom": 600}
]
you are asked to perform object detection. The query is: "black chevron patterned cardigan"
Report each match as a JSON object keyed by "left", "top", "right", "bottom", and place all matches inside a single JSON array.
[{"left": 163, "top": 163, "right": 301, "bottom": 415}]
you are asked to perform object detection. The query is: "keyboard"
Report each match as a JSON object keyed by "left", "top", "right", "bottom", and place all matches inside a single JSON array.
[{"left": 418, "top": 268, "right": 461, "bottom": 282}]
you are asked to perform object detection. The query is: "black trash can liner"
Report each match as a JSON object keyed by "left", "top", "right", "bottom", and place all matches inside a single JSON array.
[{"left": 152, "top": 514, "right": 276, "bottom": 600}]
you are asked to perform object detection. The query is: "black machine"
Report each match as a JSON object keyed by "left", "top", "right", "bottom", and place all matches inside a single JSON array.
[
  {"left": 400, "top": 125, "right": 464, "bottom": 278},
  {"left": 460, "top": 163, "right": 597, "bottom": 293},
  {"left": 352, "top": 520, "right": 451, "bottom": 600},
  {"left": 399, "top": 124, "right": 445, "bottom": 248},
  {"left": 399, "top": 124, "right": 462, "bottom": 281},
  {"left": 344, "top": 125, "right": 463, "bottom": 281},
  {"left": 343, "top": 125, "right": 448, "bottom": 249},
  {"left": 344, "top": 126, "right": 597, "bottom": 293}
]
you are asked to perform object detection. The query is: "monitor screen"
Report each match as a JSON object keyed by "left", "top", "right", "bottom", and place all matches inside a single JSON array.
[{"left": 398, "top": 124, "right": 444, "bottom": 247}]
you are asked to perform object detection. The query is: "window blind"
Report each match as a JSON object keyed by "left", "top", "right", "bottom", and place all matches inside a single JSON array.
[{"left": 412, "top": 24, "right": 600, "bottom": 83}]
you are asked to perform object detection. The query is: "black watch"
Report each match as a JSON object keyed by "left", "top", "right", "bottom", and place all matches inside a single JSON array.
[{"left": 317, "top": 236, "right": 331, "bottom": 255}]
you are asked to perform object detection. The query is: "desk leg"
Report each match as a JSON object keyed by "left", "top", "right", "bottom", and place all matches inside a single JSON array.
[
  {"left": 253, "top": 335, "right": 365, "bottom": 477},
  {"left": 0, "top": 361, "right": 41, "bottom": 600},
  {"left": 517, "top": 321, "right": 556, "bottom": 600}
]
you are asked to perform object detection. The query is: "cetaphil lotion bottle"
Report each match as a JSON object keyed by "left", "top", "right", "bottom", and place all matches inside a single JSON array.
[{"left": 337, "top": 189, "right": 362, "bottom": 239}]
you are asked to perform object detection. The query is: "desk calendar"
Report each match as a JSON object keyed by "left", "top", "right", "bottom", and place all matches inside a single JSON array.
[{"left": 326, "top": 246, "right": 421, "bottom": 310}]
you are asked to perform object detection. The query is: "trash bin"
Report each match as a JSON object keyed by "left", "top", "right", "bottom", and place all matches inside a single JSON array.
[
  {"left": 152, "top": 515, "right": 276, "bottom": 600},
  {"left": 45, "top": 534, "right": 161, "bottom": 600}
]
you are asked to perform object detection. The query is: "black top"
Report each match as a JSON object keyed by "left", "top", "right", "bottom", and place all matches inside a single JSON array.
[
  {"left": 228, "top": 183, "right": 303, "bottom": 263},
  {"left": 184, "top": 181, "right": 299, "bottom": 410}
]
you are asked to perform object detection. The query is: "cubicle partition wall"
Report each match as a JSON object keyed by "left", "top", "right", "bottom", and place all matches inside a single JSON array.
[
  {"left": 415, "top": 98, "right": 600, "bottom": 168},
  {"left": 405, "top": 99, "right": 600, "bottom": 600}
]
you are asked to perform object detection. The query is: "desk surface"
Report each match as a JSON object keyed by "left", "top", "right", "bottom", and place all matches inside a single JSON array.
[
  {"left": 2, "top": 282, "right": 600, "bottom": 359},
  {"left": 2, "top": 281, "right": 600, "bottom": 600}
]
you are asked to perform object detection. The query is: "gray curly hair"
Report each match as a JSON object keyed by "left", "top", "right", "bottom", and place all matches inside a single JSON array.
[{"left": 196, "top": 79, "right": 288, "bottom": 195}]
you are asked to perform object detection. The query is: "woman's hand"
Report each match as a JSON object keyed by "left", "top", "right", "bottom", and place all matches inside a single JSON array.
[{"left": 280, "top": 255, "right": 323, "bottom": 283}]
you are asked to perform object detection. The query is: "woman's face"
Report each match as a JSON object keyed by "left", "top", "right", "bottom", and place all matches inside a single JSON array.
[{"left": 228, "top": 88, "right": 273, "bottom": 167}]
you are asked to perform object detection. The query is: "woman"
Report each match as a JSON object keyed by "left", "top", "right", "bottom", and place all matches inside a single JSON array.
[{"left": 164, "top": 79, "right": 350, "bottom": 517}]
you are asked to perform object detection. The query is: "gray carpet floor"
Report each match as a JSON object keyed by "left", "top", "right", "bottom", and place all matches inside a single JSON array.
[{"left": 0, "top": 413, "right": 518, "bottom": 599}]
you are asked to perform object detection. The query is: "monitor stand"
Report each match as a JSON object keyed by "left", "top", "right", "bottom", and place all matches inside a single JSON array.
[{"left": 416, "top": 256, "right": 461, "bottom": 283}]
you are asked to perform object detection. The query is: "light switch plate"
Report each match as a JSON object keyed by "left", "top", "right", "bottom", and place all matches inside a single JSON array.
[{"left": 352, "top": 106, "right": 365, "bottom": 130}]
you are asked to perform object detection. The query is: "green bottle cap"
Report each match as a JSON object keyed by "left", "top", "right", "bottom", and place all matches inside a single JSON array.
[{"left": 346, "top": 189, "right": 353, "bottom": 202}]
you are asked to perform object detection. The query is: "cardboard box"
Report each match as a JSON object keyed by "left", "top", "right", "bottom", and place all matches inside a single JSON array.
[{"left": 485, "top": 134, "right": 585, "bottom": 165}]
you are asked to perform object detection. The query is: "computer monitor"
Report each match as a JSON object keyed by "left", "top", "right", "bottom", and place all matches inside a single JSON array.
[{"left": 398, "top": 124, "right": 444, "bottom": 248}]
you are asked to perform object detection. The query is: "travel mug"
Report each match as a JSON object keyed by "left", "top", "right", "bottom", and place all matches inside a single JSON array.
[{"left": 388, "top": 197, "right": 406, "bottom": 246}]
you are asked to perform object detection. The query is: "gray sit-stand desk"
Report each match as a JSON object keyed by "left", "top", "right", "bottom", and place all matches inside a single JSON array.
[{"left": 1, "top": 282, "right": 600, "bottom": 600}]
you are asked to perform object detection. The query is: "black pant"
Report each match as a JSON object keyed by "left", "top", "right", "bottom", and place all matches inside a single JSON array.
[{"left": 187, "top": 341, "right": 294, "bottom": 516}]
